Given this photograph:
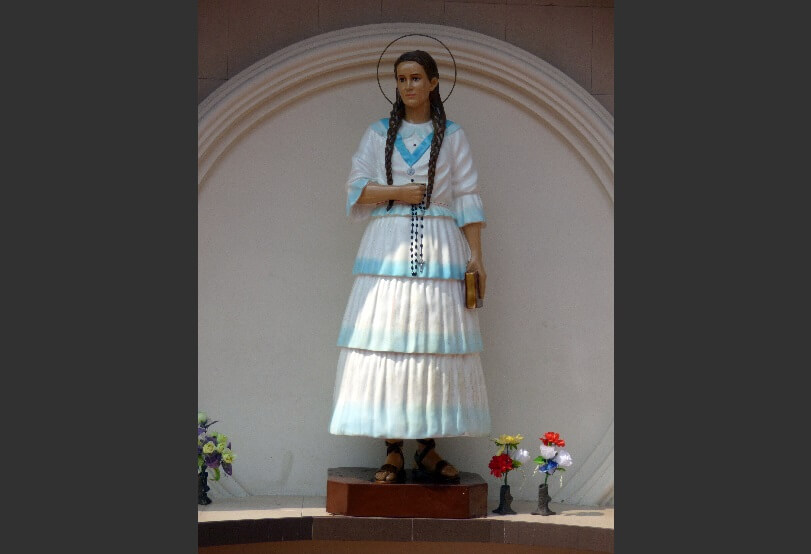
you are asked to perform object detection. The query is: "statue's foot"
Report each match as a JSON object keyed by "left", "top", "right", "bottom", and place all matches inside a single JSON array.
[
  {"left": 374, "top": 440, "right": 405, "bottom": 484},
  {"left": 414, "top": 438, "right": 460, "bottom": 483}
]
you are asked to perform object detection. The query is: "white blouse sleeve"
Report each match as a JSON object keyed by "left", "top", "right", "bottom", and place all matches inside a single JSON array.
[
  {"left": 345, "top": 125, "right": 380, "bottom": 221},
  {"left": 449, "top": 127, "right": 486, "bottom": 228}
]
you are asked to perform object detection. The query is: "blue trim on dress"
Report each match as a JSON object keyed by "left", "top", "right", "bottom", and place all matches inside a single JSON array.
[
  {"left": 352, "top": 257, "right": 467, "bottom": 280},
  {"left": 346, "top": 178, "right": 371, "bottom": 216},
  {"left": 454, "top": 204, "right": 486, "bottom": 228},
  {"left": 395, "top": 133, "right": 433, "bottom": 167},
  {"left": 372, "top": 119, "right": 388, "bottom": 136},
  {"left": 370, "top": 203, "right": 456, "bottom": 219},
  {"left": 330, "top": 404, "right": 491, "bottom": 438}
]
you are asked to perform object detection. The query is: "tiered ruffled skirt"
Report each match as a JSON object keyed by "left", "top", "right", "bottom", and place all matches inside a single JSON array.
[{"left": 329, "top": 214, "right": 491, "bottom": 438}]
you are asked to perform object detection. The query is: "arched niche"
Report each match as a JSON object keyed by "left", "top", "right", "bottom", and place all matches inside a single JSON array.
[{"left": 198, "top": 23, "right": 613, "bottom": 506}]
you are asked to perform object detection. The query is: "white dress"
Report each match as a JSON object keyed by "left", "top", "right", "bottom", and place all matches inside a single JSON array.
[{"left": 328, "top": 118, "right": 491, "bottom": 438}]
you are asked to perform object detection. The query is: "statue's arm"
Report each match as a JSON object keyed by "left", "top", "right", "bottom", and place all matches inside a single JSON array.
[
  {"left": 462, "top": 222, "right": 486, "bottom": 298},
  {"left": 357, "top": 183, "right": 427, "bottom": 205}
]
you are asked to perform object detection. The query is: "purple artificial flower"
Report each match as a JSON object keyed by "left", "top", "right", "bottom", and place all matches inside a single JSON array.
[{"left": 197, "top": 414, "right": 232, "bottom": 478}]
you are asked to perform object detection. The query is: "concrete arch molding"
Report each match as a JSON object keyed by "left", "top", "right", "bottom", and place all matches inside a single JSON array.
[
  {"left": 198, "top": 23, "right": 614, "bottom": 507},
  {"left": 198, "top": 23, "right": 613, "bottom": 201}
]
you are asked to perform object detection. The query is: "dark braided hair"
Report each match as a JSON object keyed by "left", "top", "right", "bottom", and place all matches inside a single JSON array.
[{"left": 385, "top": 50, "right": 447, "bottom": 211}]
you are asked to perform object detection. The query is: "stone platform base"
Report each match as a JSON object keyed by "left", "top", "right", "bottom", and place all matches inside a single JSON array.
[{"left": 326, "top": 467, "right": 488, "bottom": 519}]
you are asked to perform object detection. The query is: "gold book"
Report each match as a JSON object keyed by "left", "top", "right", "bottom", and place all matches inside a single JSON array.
[{"left": 465, "top": 271, "right": 483, "bottom": 309}]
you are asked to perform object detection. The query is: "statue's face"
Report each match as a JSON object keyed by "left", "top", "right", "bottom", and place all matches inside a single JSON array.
[{"left": 395, "top": 61, "right": 438, "bottom": 113}]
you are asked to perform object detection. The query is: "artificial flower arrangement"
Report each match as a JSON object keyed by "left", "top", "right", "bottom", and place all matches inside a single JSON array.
[
  {"left": 197, "top": 411, "right": 235, "bottom": 481},
  {"left": 488, "top": 434, "right": 531, "bottom": 485},
  {"left": 533, "top": 431, "right": 573, "bottom": 485}
]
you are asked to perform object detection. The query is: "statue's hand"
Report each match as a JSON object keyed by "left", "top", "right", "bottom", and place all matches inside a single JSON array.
[
  {"left": 397, "top": 183, "right": 427, "bottom": 204},
  {"left": 466, "top": 257, "right": 486, "bottom": 298}
]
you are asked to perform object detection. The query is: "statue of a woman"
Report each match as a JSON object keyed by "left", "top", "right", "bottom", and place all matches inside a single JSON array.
[{"left": 329, "top": 49, "right": 491, "bottom": 484}]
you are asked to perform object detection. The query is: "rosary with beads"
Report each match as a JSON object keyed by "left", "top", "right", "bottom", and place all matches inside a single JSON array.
[{"left": 410, "top": 194, "right": 426, "bottom": 276}]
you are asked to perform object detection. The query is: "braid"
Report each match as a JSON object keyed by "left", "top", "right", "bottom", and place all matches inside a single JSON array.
[
  {"left": 384, "top": 96, "right": 404, "bottom": 211},
  {"left": 425, "top": 91, "right": 446, "bottom": 210},
  {"left": 388, "top": 49, "right": 446, "bottom": 276}
]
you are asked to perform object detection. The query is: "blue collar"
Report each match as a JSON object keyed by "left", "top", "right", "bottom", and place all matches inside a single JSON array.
[{"left": 394, "top": 132, "right": 433, "bottom": 167}]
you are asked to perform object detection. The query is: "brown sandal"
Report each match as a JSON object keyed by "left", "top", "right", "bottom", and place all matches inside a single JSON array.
[
  {"left": 413, "top": 438, "right": 460, "bottom": 484},
  {"left": 374, "top": 440, "right": 406, "bottom": 484}
]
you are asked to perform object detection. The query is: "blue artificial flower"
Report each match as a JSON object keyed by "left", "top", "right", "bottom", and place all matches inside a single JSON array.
[{"left": 539, "top": 460, "right": 559, "bottom": 474}]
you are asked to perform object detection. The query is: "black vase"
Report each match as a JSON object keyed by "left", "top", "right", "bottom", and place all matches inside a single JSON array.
[
  {"left": 198, "top": 468, "right": 212, "bottom": 505},
  {"left": 492, "top": 484, "right": 517, "bottom": 515},
  {"left": 531, "top": 483, "right": 556, "bottom": 515}
]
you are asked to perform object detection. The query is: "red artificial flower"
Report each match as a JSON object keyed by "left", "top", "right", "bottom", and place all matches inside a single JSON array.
[
  {"left": 541, "top": 431, "right": 566, "bottom": 447},
  {"left": 488, "top": 453, "right": 514, "bottom": 478}
]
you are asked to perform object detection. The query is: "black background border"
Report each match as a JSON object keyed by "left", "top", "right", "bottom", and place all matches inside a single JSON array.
[{"left": 9, "top": 1, "right": 798, "bottom": 552}]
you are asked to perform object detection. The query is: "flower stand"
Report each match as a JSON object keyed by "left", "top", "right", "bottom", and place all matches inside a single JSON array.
[
  {"left": 531, "top": 483, "right": 555, "bottom": 516},
  {"left": 492, "top": 484, "right": 517, "bottom": 515},
  {"left": 198, "top": 468, "right": 213, "bottom": 505}
]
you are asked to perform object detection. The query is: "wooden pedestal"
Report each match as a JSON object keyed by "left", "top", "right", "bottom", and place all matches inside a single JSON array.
[{"left": 326, "top": 467, "right": 488, "bottom": 519}]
